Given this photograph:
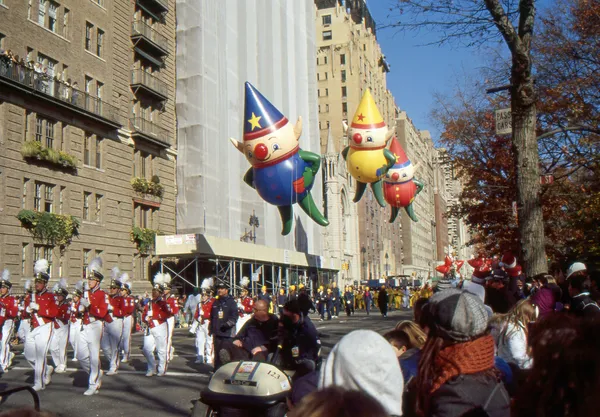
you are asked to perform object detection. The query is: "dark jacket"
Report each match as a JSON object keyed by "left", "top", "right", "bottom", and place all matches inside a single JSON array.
[
  {"left": 331, "top": 287, "right": 341, "bottom": 303},
  {"left": 378, "top": 289, "right": 388, "bottom": 307},
  {"left": 209, "top": 295, "right": 238, "bottom": 338},
  {"left": 571, "top": 293, "right": 600, "bottom": 319},
  {"left": 279, "top": 315, "right": 320, "bottom": 371},
  {"left": 277, "top": 294, "right": 287, "bottom": 308},
  {"left": 429, "top": 373, "right": 510, "bottom": 417},
  {"left": 258, "top": 292, "right": 271, "bottom": 306},
  {"left": 234, "top": 314, "right": 279, "bottom": 353}
]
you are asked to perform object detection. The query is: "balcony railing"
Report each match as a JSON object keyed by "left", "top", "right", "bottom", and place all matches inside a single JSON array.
[
  {"left": 131, "top": 69, "right": 168, "bottom": 100},
  {"left": 0, "top": 57, "right": 121, "bottom": 127},
  {"left": 130, "top": 117, "right": 171, "bottom": 147},
  {"left": 131, "top": 20, "right": 169, "bottom": 54}
]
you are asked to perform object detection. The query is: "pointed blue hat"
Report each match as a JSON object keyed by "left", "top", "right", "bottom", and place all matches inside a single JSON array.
[{"left": 243, "top": 82, "right": 288, "bottom": 141}]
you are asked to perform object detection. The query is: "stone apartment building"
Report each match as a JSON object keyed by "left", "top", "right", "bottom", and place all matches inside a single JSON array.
[
  {"left": 315, "top": 0, "right": 403, "bottom": 283},
  {"left": 396, "top": 111, "right": 437, "bottom": 281},
  {"left": 0, "top": 0, "right": 176, "bottom": 289}
]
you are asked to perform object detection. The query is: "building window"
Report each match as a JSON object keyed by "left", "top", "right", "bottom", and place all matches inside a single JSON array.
[
  {"left": 38, "top": 0, "right": 46, "bottom": 26},
  {"left": 95, "top": 137, "right": 102, "bottom": 169},
  {"left": 83, "top": 192, "right": 91, "bottom": 220},
  {"left": 44, "top": 184, "right": 54, "bottom": 212},
  {"left": 34, "top": 182, "right": 53, "bottom": 213},
  {"left": 85, "top": 22, "right": 93, "bottom": 51},
  {"left": 322, "top": 30, "right": 332, "bottom": 41},
  {"left": 324, "top": 72, "right": 328, "bottom": 80},
  {"left": 48, "top": 1, "right": 58, "bottom": 32},
  {"left": 0, "top": 33, "right": 5, "bottom": 50},
  {"left": 63, "top": 8, "right": 69, "bottom": 38},
  {"left": 95, "top": 194, "right": 102, "bottom": 222},
  {"left": 96, "top": 29, "right": 104, "bottom": 57},
  {"left": 342, "top": 102, "right": 348, "bottom": 113},
  {"left": 34, "top": 245, "right": 53, "bottom": 274},
  {"left": 84, "top": 133, "right": 91, "bottom": 166},
  {"left": 22, "top": 178, "right": 29, "bottom": 209},
  {"left": 35, "top": 117, "right": 43, "bottom": 142},
  {"left": 341, "top": 70, "right": 346, "bottom": 82},
  {"left": 342, "top": 86, "right": 347, "bottom": 98},
  {"left": 59, "top": 186, "right": 65, "bottom": 214},
  {"left": 45, "top": 118, "right": 54, "bottom": 148},
  {"left": 325, "top": 88, "right": 329, "bottom": 97},
  {"left": 322, "top": 15, "right": 331, "bottom": 25},
  {"left": 83, "top": 249, "right": 91, "bottom": 274},
  {"left": 324, "top": 56, "right": 328, "bottom": 65},
  {"left": 340, "top": 54, "right": 346, "bottom": 65},
  {"left": 22, "top": 243, "right": 29, "bottom": 275},
  {"left": 325, "top": 104, "right": 329, "bottom": 113}
]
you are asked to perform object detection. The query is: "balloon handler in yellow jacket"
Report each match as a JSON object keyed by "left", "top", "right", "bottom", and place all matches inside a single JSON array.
[
  {"left": 342, "top": 89, "right": 396, "bottom": 207},
  {"left": 231, "top": 82, "right": 329, "bottom": 235}
]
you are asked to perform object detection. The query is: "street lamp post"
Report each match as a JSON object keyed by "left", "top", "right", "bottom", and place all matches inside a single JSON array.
[
  {"left": 385, "top": 252, "right": 390, "bottom": 278},
  {"left": 249, "top": 210, "right": 259, "bottom": 244}
]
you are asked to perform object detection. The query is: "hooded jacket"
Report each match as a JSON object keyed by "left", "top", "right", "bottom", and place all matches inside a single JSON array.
[{"left": 319, "top": 329, "right": 403, "bottom": 416}]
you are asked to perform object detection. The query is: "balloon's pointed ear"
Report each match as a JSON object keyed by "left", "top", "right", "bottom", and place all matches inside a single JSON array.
[
  {"left": 230, "top": 138, "right": 244, "bottom": 153},
  {"left": 294, "top": 116, "right": 303, "bottom": 140},
  {"left": 342, "top": 120, "right": 349, "bottom": 135}
]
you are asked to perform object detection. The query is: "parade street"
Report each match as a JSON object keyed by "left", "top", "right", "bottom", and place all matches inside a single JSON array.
[{"left": 0, "top": 309, "right": 411, "bottom": 417}]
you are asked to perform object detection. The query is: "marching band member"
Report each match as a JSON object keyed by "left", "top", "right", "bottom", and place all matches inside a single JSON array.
[
  {"left": 119, "top": 273, "right": 135, "bottom": 363},
  {"left": 102, "top": 267, "right": 125, "bottom": 375},
  {"left": 161, "top": 273, "right": 178, "bottom": 362},
  {"left": 236, "top": 277, "right": 253, "bottom": 335},
  {"left": 0, "top": 269, "right": 18, "bottom": 372},
  {"left": 191, "top": 286, "right": 215, "bottom": 365},
  {"left": 143, "top": 273, "right": 171, "bottom": 377},
  {"left": 77, "top": 257, "right": 109, "bottom": 395},
  {"left": 50, "top": 279, "right": 70, "bottom": 373},
  {"left": 69, "top": 281, "right": 84, "bottom": 362},
  {"left": 24, "top": 259, "right": 58, "bottom": 391}
]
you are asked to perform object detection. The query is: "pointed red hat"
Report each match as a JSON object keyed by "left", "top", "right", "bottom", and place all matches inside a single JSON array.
[{"left": 389, "top": 137, "right": 411, "bottom": 168}]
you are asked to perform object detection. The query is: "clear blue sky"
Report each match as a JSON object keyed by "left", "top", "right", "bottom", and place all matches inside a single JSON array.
[{"left": 366, "top": 1, "right": 494, "bottom": 142}]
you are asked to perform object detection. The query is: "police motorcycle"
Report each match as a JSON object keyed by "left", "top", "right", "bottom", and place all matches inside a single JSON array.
[{"left": 196, "top": 333, "right": 319, "bottom": 417}]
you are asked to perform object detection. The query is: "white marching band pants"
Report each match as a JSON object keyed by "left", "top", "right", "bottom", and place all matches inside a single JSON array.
[
  {"left": 194, "top": 320, "right": 213, "bottom": 363},
  {"left": 166, "top": 316, "right": 175, "bottom": 361},
  {"left": 24, "top": 321, "right": 53, "bottom": 389},
  {"left": 143, "top": 321, "right": 168, "bottom": 374},
  {"left": 0, "top": 319, "right": 15, "bottom": 370},
  {"left": 102, "top": 318, "right": 123, "bottom": 372},
  {"left": 120, "top": 315, "right": 133, "bottom": 360},
  {"left": 69, "top": 319, "right": 81, "bottom": 360},
  {"left": 49, "top": 322, "right": 69, "bottom": 370},
  {"left": 77, "top": 320, "right": 104, "bottom": 390}
]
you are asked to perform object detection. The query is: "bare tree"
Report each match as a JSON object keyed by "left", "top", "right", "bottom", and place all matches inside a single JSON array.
[{"left": 387, "top": 0, "right": 547, "bottom": 276}]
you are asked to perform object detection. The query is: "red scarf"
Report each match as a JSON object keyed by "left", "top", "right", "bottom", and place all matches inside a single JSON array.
[{"left": 430, "top": 334, "right": 496, "bottom": 393}]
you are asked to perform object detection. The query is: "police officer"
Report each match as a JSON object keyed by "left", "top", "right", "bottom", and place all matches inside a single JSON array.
[
  {"left": 297, "top": 284, "right": 314, "bottom": 317},
  {"left": 278, "top": 300, "right": 321, "bottom": 407},
  {"left": 331, "top": 282, "right": 341, "bottom": 318},
  {"left": 209, "top": 282, "right": 238, "bottom": 369}
]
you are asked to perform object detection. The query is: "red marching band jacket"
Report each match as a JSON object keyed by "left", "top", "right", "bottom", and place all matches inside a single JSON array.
[
  {"left": 0, "top": 294, "right": 19, "bottom": 320},
  {"left": 194, "top": 298, "right": 215, "bottom": 323},
  {"left": 54, "top": 302, "right": 70, "bottom": 328},
  {"left": 143, "top": 298, "right": 170, "bottom": 328},
  {"left": 70, "top": 300, "right": 81, "bottom": 323},
  {"left": 82, "top": 287, "right": 110, "bottom": 325},
  {"left": 166, "top": 294, "right": 180, "bottom": 316},
  {"left": 122, "top": 296, "right": 136, "bottom": 317},
  {"left": 24, "top": 290, "right": 59, "bottom": 329},
  {"left": 239, "top": 296, "right": 254, "bottom": 317},
  {"left": 108, "top": 295, "right": 125, "bottom": 319}
]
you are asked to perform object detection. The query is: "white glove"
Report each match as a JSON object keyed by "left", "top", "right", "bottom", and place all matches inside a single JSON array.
[
  {"left": 80, "top": 298, "right": 90, "bottom": 308},
  {"left": 18, "top": 305, "right": 24, "bottom": 312},
  {"left": 107, "top": 304, "right": 114, "bottom": 311},
  {"left": 29, "top": 303, "right": 40, "bottom": 311},
  {"left": 78, "top": 305, "right": 85, "bottom": 313}
]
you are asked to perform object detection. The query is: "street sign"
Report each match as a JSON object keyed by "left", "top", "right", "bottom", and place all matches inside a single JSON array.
[
  {"left": 495, "top": 108, "right": 512, "bottom": 135},
  {"left": 540, "top": 174, "right": 554, "bottom": 185},
  {"left": 251, "top": 273, "right": 259, "bottom": 282}
]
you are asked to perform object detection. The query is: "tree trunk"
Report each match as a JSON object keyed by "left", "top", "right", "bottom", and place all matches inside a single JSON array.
[{"left": 511, "top": 72, "right": 548, "bottom": 276}]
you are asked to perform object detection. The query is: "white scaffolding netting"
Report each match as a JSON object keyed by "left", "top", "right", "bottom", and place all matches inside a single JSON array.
[{"left": 176, "top": 0, "right": 323, "bottom": 256}]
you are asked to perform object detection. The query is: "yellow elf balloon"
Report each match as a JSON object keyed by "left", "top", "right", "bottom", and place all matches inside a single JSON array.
[{"left": 342, "top": 89, "right": 396, "bottom": 207}]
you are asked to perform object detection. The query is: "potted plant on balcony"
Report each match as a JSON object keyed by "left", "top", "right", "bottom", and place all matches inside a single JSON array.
[
  {"left": 17, "top": 209, "right": 80, "bottom": 251},
  {"left": 131, "top": 175, "right": 164, "bottom": 199},
  {"left": 130, "top": 227, "right": 158, "bottom": 255},
  {"left": 21, "top": 141, "right": 78, "bottom": 171}
]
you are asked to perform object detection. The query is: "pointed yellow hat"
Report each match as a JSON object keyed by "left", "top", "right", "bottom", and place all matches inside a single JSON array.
[{"left": 351, "top": 89, "right": 385, "bottom": 129}]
